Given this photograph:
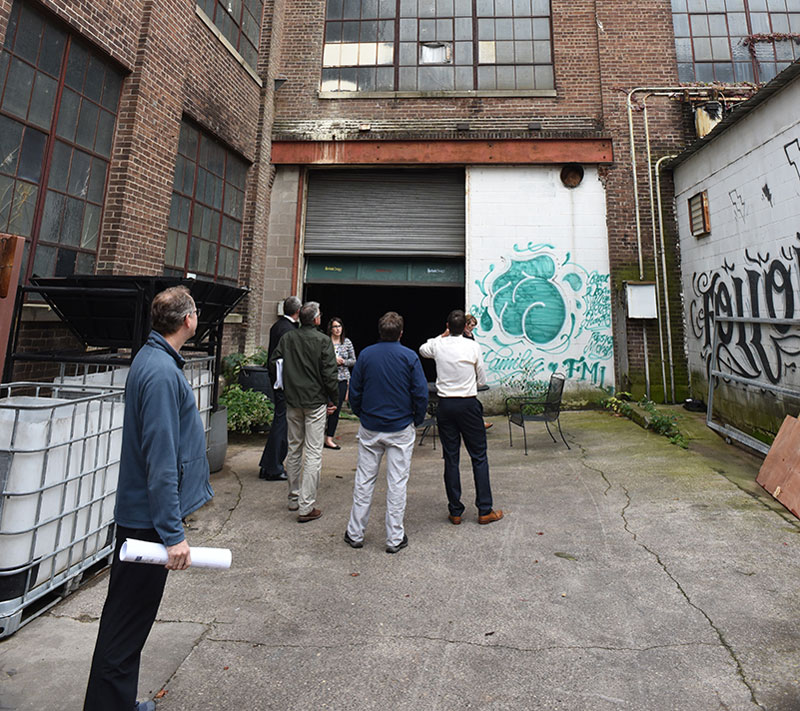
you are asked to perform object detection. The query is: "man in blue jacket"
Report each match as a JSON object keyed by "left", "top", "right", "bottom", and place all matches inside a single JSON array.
[
  {"left": 84, "top": 285, "right": 213, "bottom": 711},
  {"left": 344, "top": 312, "right": 428, "bottom": 553}
]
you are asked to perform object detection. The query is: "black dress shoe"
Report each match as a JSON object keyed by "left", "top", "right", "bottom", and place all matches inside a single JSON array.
[{"left": 259, "top": 469, "right": 287, "bottom": 481}]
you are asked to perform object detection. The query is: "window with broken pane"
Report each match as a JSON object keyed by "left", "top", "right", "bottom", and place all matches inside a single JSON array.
[
  {"left": 0, "top": 0, "right": 123, "bottom": 279},
  {"left": 322, "top": 0, "right": 553, "bottom": 92},
  {"left": 672, "top": 0, "right": 800, "bottom": 83}
]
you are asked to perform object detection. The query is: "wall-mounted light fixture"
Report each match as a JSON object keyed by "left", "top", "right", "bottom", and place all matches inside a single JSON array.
[
  {"left": 528, "top": 121, "right": 542, "bottom": 131},
  {"left": 274, "top": 77, "right": 288, "bottom": 91},
  {"left": 456, "top": 122, "right": 470, "bottom": 131}
]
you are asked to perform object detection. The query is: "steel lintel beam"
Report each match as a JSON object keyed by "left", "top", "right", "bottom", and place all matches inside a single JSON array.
[{"left": 271, "top": 138, "right": 613, "bottom": 165}]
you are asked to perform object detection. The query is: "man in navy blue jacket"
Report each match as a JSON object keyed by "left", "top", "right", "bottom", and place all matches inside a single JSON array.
[
  {"left": 344, "top": 312, "right": 428, "bottom": 553},
  {"left": 84, "top": 285, "right": 213, "bottom": 711}
]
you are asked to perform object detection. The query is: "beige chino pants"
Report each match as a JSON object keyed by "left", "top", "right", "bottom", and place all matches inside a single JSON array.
[{"left": 285, "top": 403, "right": 327, "bottom": 515}]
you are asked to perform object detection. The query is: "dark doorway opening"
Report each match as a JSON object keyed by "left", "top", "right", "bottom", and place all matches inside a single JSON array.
[{"left": 304, "top": 283, "right": 465, "bottom": 382}]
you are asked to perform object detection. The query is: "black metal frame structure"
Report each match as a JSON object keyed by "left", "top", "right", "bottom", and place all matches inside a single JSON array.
[{"left": 2, "top": 275, "right": 248, "bottom": 409}]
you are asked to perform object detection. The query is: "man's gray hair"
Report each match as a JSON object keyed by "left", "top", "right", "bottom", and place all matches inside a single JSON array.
[
  {"left": 283, "top": 296, "right": 301, "bottom": 317},
  {"left": 151, "top": 286, "right": 194, "bottom": 336},
  {"left": 299, "top": 301, "right": 320, "bottom": 326}
]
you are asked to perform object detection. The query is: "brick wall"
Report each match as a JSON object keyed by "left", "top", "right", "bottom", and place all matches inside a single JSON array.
[
  {"left": 0, "top": 0, "right": 274, "bottom": 362},
  {"left": 268, "top": 0, "right": 698, "bottom": 396}
]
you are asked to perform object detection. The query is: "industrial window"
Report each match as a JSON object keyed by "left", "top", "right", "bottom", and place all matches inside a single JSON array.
[
  {"left": 321, "top": 0, "right": 554, "bottom": 93},
  {"left": 672, "top": 0, "right": 800, "bottom": 84},
  {"left": 688, "top": 191, "right": 710, "bottom": 237},
  {"left": 0, "top": 0, "right": 123, "bottom": 280},
  {"left": 165, "top": 121, "right": 247, "bottom": 285},
  {"left": 196, "top": 0, "right": 263, "bottom": 70}
]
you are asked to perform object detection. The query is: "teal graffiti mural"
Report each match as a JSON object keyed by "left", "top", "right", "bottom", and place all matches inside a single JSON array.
[{"left": 471, "top": 243, "right": 613, "bottom": 388}]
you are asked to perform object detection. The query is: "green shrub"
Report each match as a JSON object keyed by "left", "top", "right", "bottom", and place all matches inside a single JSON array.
[
  {"left": 221, "top": 352, "right": 249, "bottom": 386},
  {"left": 221, "top": 347, "right": 272, "bottom": 387},
  {"left": 639, "top": 398, "right": 688, "bottom": 449},
  {"left": 219, "top": 384, "right": 274, "bottom": 433},
  {"left": 249, "top": 346, "right": 270, "bottom": 366}
]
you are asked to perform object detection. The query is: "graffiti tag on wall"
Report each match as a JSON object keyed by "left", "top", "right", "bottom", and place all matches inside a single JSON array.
[
  {"left": 470, "top": 242, "right": 613, "bottom": 388},
  {"left": 690, "top": 237, "right": 800, "bottom": 384}
]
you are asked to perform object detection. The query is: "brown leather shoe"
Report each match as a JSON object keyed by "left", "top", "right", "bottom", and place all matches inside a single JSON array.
[
  {"left": 297, "top": 508, "right": 323, "bottom": 523},
  {"left": 478, "top": 509, "right": 503, "bottom": 525},
  {"left": 448, "top": 514, "right": 462, "bottom": 525}
]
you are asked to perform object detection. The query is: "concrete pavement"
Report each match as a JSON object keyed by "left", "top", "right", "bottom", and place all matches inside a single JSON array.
[{"left": 1, "top": 409, "right": 799, "bottom": 710}]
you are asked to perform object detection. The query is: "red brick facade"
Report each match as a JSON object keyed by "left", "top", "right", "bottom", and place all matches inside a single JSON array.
[{"left": 0, "top": 0, "right": 748, "bottom": 396}]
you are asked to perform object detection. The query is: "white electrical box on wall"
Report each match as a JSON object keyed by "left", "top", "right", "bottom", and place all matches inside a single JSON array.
[{"left": 625, "top": 282, "right": 658, "bottom": 319}]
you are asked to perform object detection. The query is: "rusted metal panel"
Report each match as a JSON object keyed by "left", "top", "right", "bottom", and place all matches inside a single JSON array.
[
  {"left": 757, "top": 415, "right": 800, "bottom": 519},
  {"left": 271, "top": 139, "right": 614, "bottom": 165},
  {"left": 0, "top": 234, "right": 25, "bottom": 378}
]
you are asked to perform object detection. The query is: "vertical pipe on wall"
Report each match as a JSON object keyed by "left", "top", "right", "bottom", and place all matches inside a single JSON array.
[
  {"left": 643, "top": 324, "right": 651, "bottom": 400},
  {"left": 656, "top": 154, "right": 678, "bottom": 404},
  {"left": 626, "top": 91, "right": 646, "bottom": 281},
  {"left": 642, "top": 97, "right": 668, "bottom": 403},
  {"left": 292, "top": 167, "right": 307, "bottom": 296}
]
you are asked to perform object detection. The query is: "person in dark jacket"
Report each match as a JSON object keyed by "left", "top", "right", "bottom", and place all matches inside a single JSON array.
[
  {"left": 270, "top": 301, "right": 338, "bottom": 522},
  {"left": 344, "top": 312, "right": 428, "bottom": 553},
  {"left": 259, "top": 295, "right": 301, "bottom": 480},
  {"left": 84, "top": 286, "right": 213, "bottom": 711}
]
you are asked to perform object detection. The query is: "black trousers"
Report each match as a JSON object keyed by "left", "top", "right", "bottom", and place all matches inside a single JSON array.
[
  {"left": 325, "top": 379, "right": 349, "bottom": 438},
  {"left": 259, "top": 386, "right": 288, "bottom": 476},
  {"left": 84, "top": 526, "right": 169, "bottom": 711},
  {"left": 436, "top": 396, "right": 493, "bottom": 516}
]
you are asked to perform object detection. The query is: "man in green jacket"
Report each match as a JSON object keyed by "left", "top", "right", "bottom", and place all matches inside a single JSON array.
[{"left": 271, "top": 301, "right": 338, "bottom": 521}]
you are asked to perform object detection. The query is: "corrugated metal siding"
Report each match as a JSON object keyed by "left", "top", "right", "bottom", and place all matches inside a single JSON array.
[{"left": 304, "top": 169, "right": 465, "bottom": 256}]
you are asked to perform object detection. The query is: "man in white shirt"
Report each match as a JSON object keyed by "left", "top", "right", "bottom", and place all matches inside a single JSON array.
[{"left": 419, "top": 309, "right": 503, "bottom": 526}]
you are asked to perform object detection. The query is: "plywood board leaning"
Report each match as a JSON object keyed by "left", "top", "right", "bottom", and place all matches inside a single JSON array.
[{"left": 757, "top": 415, "right": 800, "bottom": 518}]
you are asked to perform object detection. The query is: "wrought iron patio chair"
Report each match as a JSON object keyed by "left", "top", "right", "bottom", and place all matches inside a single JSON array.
[
  {"left": 505, "top": 372, "right": 569, "bottom": 454},
  {"left": 417, "top": 391, "right": 438, "bottom": 449}
]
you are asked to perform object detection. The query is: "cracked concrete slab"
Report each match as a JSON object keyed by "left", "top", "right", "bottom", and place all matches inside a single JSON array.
[
  {"left": 0, "top": 614, "right": 206, "bottom": 709},
  {"left": 1, "top": 410, "right": 798, "bottom": 710}
]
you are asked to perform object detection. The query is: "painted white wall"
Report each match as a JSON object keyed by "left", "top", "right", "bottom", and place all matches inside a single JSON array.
[
  {"left": 674, "top": 76, "right": 800, "bottom": 394},
  {"left": 466, "top": 165, "right": 614, "bottom": 392}
]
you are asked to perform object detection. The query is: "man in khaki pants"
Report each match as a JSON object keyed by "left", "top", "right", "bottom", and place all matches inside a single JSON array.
[{"left": 270, "top": 301, "right": 338, "bottom": 521}]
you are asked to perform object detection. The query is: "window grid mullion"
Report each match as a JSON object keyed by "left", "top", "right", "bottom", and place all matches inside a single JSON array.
[
  {"left": 24, "top": 33, "right": 71, "bottom": 282},
  {"left": 472, "top": 0, "right": 478, "bottom": 89},
  {"left": 213, "top": 153, "right": 228, "bottom": 281},
  {"left": 394, "top": 0, "right": 401, "bottom": 90},
  {"left": 182, "top": 131, "right": 201, "bottom": 276}
]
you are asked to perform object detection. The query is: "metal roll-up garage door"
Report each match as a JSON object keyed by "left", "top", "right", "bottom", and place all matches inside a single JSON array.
[{"left": 304, "top": 169, "right": 465, "bottom": 256}]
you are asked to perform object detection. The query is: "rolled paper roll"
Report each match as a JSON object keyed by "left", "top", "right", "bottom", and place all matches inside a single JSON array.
[{"left": 120, "top": 538, "right": 232, "bottom": 569}]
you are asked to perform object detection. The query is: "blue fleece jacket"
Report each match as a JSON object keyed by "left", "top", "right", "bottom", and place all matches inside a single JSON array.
[
  {"left": 114, "top": 331, "right": 213, "bottom": 546},
  {"left": 348, "top": 341, "right": 428, "bottom": 432}
]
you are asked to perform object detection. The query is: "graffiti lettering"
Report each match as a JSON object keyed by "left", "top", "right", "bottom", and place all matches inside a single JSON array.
[
  {"left": 785, "top": 139, "right": 800, "bottom": 182},
  {"left": 472, "top": 242, "right": 614, "bottom": 388},
  {"left": 562, "top": 357, "right": 607, "bottom": 387},
  {"left": 689, "top": 240, "right": 800, "bottom": 385}
]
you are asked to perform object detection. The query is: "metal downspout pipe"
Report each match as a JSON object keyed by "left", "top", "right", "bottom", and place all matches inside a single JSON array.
[
  {"left": 626, "top": 90, "right": 650, "bottom": 398},
  {"left": 642, "top": 95, "right": 668, "bottom": 403}
]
